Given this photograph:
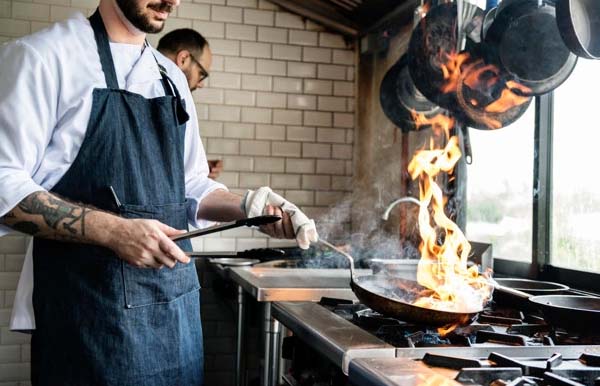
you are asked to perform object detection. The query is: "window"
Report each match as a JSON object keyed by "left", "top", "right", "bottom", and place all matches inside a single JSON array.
[
  {"left": 551, "top": 59, "right": 600, "bottom": 272},
  {"left": 466, "top": 104, "right": 535, "bottom": 261}
]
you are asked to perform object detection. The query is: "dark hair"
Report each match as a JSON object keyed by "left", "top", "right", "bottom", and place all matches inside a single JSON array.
[{"left": 157, "top": 29, "right": 209, "bottom": 56}]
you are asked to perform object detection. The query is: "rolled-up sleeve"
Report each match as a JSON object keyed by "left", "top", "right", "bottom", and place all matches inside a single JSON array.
[
  {"left": 0, "top": 41, "right": 56, "bottom": 235},
  {"left": 181, "top": 91, "right": 227, "bottom": 229}
]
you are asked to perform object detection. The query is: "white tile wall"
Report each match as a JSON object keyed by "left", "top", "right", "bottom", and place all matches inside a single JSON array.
[{"left": 0, "top": 0, "right": 357, "bottom": 383}]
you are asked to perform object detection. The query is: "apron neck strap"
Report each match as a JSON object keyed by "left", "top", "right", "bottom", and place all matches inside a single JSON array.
[{"left": 89, "top": 9, "right": 119, "bottom": 89}]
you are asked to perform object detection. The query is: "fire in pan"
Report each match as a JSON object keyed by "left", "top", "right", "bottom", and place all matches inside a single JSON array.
[{"left": 319, "top": 240, "right": 483, "bottom": 327}]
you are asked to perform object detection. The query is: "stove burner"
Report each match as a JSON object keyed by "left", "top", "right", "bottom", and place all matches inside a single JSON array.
[
  {"left": 476, "top": 330, "right": 528, "bottom": 346},
  {"left": 580, "top": 353, "right": 600, "bottom": 367},
  {"left": 422, "top": 353, "right": 482, "bottom": 369}
]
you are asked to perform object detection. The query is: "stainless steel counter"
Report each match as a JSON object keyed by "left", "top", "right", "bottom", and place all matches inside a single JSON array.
[
  {"left": 225, "top": 266, "right": 369, "bottom": 386},
  {"left": 228, "top": 267, "right": 367, "bottom": 301},
  {"left": 272, "top": 301, "right": 396, "bottom": 374}
]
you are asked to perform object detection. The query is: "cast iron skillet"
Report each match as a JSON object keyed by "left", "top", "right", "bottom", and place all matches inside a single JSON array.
[
  {"left": 495, "top": 282, "right": 600, "bottom": 332},
  {"left": 556, "top": 0, "right": 600, "bottom": 59},
  {"left": 408, "top": 3, "right": 532, "bottom": 130},
  {"left": 493, "top": 277, "right": 569, "bottom": 310},
  {"left": 408, "top": 2, "right": 460, "bottom": 111},
  {"left": 320, "top": 240, "right": 481, "bottom": 327},
  {"left": 530, "top": 295, "right": 600, "bottom": 332},
  {"left": 351, "top": 275, "right": 479, "bottom": 326},
  {"left": 380, "top": 54, "right": 444, "bottom": 132},
  {"left": 494, "top": 278, "right": 569, "bottom": 295},
  {"left": 484, "top": 0, "right": 578, "bottom": 95}
]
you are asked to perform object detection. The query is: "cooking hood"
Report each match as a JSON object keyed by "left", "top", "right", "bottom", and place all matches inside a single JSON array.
[{"left": 268, "top": 0, "right": 418, "bottom": 37}]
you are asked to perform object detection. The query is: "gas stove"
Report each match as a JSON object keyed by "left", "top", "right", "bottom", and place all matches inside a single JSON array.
[{"left": 273, "top": 296, "right": 600, "bottom": 386}]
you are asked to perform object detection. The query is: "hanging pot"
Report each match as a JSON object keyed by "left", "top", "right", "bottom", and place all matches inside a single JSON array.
[
  {"left": 454, "top": 45, "right": 533, "bottom": 130},
  {"left": 484, "top": 0, "right": 578, "bottom": 95},
  {"left": 408, "top": 2, "right": 459, "bottom": 111},
  {"left": 408, "top": 3, "right": 532, "bottom": 130},
  {"left": 380, "top": 54, "right": 445, "bottom": 132},
  {"left": 556, "top": 0, "right": 600, "bottom": 59}
]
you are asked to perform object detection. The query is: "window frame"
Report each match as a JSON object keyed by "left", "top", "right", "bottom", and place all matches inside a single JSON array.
[{"left": 491, "top": 93, "right": 600, "bottom": 292}]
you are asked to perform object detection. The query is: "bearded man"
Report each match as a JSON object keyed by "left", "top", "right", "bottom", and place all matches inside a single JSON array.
[{"left": 0, "top": 0, "right": 318, "bottom": 385}]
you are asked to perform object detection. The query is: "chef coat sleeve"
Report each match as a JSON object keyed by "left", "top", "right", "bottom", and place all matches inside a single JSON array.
[
  {"left": 180, "top": 87, "right": 228, "bottom": 229},
  {"left": 0, "top": 41, "right": 55, "bottom": 236}
]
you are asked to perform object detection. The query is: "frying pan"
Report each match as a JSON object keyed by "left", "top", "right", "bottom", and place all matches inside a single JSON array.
[
  {"left": 494, "top": 281, "right": 600, "bottom": 332},
  {"left": 493, "top": 277, "right": 569, "bottom": 310},
  {"left": 556, "top": 0, "right": 600, "bottom": 59},
  {"left": 319, "top": 240, "right": 481, "bottom": 327},
  {"left": 484, "top": 0, "right": 578, "bottom": 95},
  {"left": 407, "top": 3, "right": 531, "bottom": 130},
  {"left": 379, "top": 54, "right": 444, "bottom": 132},
  {"left": 530, "top": 295, "right": 600, "bottom": 332},
  {"left": 494, "top": 277, "right": 569, "bottom": 295}
]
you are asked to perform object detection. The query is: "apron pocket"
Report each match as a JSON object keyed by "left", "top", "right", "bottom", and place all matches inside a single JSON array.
[{"left": 119, "top": 202, "right": 200, "bottom": 308}]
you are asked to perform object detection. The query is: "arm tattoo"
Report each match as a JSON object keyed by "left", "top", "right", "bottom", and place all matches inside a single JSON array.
[{"left": 1, "top": 191, "right": 96, "bottom": 240}]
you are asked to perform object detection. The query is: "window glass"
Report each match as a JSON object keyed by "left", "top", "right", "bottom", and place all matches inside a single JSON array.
[
  {"left": 466, "top": 105, "right": 535, "bottom": 261},
  {"left": 552, "top": 59, "right": 600, "bottom": 272}
]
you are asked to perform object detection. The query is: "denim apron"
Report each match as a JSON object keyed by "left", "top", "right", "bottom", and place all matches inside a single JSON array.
[{"left": 30, "top": 10, "right": 203, "bottom": 386}]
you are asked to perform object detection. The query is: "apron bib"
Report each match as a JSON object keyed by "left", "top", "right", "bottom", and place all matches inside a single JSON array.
[{"left": 31, "top": 9, "right": 203, "bottom": 386}]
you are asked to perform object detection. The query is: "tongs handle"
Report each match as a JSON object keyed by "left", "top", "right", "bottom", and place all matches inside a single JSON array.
[{"left": 171, "top": 215, "right": 281, "bottom": 241}]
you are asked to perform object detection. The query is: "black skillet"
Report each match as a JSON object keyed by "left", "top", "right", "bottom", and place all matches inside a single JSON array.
[
  {"left": 408, "top": 2, "right": 532, "bottom": 130},
  {"left": 350, "top": 275, "right": 480, "bottom": 326},
  {"left": 380, "top": 54, "right": 444, "bottom": 133},
  {"left": 484, "top": 0, "right": 578, "bottom": 95},
  {"left": 556, "top": 0, "right": 600, "bottom": 59},
  {"left": 494, "top": 282, "right": 600, "bottom": 332},
  {"left": 530, "top": 295, "right": 600, "bottom": 332},
  {"left": 320, "top": 240, "right": 480, "bottom": 327}
]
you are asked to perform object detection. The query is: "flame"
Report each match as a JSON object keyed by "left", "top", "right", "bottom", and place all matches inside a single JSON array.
[
  {"left": 437, "top": 53, "right": 532, "bottom": 129},
  {"left": 437, "top": 324, "right": 459, "bottom": 336},
  {"left": 440, "top": 52, "right": 470, "bottom": 94},
  {"left": 484, "top": 81, "right": 531, "bottom": 114},
  {"left": 411, "top": 111, "right": 455, "bottom": 139},
  {"left": 407, "top": 113, "right": 492, "bottom": 321}
]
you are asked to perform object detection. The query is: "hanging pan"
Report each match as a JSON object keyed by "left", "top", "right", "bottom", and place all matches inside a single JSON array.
[
  {"left": 484, "top": 0, "right": 578, "bottom": 95},
  {"left": 408, "top": 3, "right": 532, "bottom": 130},
  {"left": 380, "top": 54, "right": 444, "bottom": 133},
  {"left": 319, "top": 240, "right": 481, "bottom": 327},
  {"left": 556, "top": 0, "right": 600, "bottom": 59}
]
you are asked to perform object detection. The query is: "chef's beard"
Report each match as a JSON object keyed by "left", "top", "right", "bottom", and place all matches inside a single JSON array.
[{"left": 115, "top": 0, "right": 173, "bottom": 33}]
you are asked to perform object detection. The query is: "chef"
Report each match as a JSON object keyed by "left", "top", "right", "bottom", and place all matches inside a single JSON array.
[
  {"left": 157, "top": 28, "right": 211, "bottom": 92},
  {"left": 0, "top": 0, "right": 318, "bottom": 385}
]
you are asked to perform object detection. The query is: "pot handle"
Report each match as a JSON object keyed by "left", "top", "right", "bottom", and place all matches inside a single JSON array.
[{"left": 460, "top": 125, "right": 473, "bottom": 165}]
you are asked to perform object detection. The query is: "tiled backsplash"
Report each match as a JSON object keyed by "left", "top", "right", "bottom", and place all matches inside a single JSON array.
[{"left": 0, "top": 0, "right": 356, "bottom": 384}]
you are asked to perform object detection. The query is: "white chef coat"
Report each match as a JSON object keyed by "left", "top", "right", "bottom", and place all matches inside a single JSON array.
[{"left": 0, "top": 13, "right": 226, "bottom": 330}]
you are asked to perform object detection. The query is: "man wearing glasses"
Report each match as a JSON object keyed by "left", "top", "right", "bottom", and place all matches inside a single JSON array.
[
  {"left": 157, "top": 29, "right": 223, "bottom": 178},
  {"left": 158, "top": 29, "right": 210, "bottom": 92}
]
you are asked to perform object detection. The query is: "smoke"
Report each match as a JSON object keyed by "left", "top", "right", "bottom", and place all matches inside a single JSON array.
[{"left": 306, "top": 128, "right": 467, "bottom": 270}]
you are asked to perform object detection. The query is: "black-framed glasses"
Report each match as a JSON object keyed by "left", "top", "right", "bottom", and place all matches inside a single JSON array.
[{"left": 189, "top": 53, "right": 209, "bottom": 82}]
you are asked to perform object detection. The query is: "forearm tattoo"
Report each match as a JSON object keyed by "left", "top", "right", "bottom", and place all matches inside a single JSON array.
[{"left": 0, "top": 191, "right": 95, "bottom": 240}]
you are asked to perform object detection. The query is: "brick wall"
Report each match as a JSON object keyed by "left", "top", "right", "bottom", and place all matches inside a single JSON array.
[{"left": 0, "top": 0, "right": 357, "bottom": 384}]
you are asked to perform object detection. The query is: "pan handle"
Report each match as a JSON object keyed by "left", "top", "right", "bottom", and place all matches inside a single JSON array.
[
  {"left": 318, "top": 239, "right": 356, "bottom": 280},
  {"left": 492, "top": 283, "right": 532, "bottom": 300}
]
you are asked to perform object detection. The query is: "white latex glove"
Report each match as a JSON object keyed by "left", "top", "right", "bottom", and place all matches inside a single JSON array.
[{"left": 243, "top": 187, "right": 319, "bottom": 249}]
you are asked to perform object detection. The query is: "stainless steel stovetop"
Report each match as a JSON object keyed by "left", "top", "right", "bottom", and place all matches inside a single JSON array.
[{"left": 273, "top": 298, "right": 600, "bottom": 386}]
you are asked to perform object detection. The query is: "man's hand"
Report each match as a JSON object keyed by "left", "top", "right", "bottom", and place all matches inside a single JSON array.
[
  {"left": 243, "top": 187, "right": 319, "bottom": 249},
  {"left": 0, "top": 191, "right": 191, "bottom": 270},
  {"left": 109, "top": 218, "right": 191, "bottom": 269}
]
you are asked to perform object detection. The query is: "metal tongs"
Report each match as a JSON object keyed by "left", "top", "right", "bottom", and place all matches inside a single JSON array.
[{"left": 171, "top": 215, "right": 281, "bottom": 241}]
